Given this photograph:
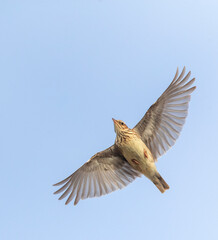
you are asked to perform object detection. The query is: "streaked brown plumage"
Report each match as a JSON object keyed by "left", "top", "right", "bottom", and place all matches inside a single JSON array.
[{"left": 53, "top": 67, "right": 196, "bottom": 205}]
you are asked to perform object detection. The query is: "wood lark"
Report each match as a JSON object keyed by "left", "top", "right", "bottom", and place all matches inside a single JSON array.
[{"left": 54, "top": 67, "right": 196, "bottom": 205}]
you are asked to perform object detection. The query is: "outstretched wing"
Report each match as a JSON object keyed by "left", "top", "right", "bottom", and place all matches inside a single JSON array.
[
  {"left": 134, "top": 67, "right": 196, "bottom": 160},
  {"left": 53, "top": 145, "right": 141, "bottom": 205}
]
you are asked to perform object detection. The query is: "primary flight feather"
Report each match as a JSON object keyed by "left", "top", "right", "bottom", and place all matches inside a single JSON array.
[{"left": 53, "top": 67, "right": 196, "bottom": 205}]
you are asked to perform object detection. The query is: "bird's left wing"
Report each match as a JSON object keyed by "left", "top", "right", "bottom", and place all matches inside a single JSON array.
[
  {"left": 53, "top": 145, "right": 141, "bottom": 205},
  {"left": 134, "top": 67, "right": 196, "bottom": 160}
]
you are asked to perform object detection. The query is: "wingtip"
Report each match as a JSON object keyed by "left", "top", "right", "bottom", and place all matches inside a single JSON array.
[
  {"left": 182, "top": 66, "right": 186, "bottom": 74},
  {"left": 58, "top": 193, "right": 67, "bottom": 200},
  {"left": 175, "top": 67, "right": 179, "bottom": 75},
  {"left": 53, "top": 189, "right": 60, "bottom": 195},
  {"left": 64, "top": 195, "right": 73, "bottom": 205},
  {"left": 74, "top": 199, "right": 79, "bottom": 206},
  {"left": 65, "top": 198, "right": 73, "bottom": 205},
  {"left": 171, "top": 67, "right": 179, "bottom": 84},
  {"left": 53, "top": 181, "right": 63, "bottom": 186},
  {"left": 186, "top": 70, "right": 191, "bottom": 79}
]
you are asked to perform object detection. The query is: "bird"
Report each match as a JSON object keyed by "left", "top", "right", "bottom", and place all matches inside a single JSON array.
[{"left": 53, "top": 67, "right": 196, "bottom": 205}]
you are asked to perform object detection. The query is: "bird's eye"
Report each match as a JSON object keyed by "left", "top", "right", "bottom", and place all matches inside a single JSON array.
[{"left": 121, "top": 122, "right": 124, "bottom": 125}]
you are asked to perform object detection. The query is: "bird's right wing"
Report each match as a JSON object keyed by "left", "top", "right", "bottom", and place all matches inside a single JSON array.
[
  {"left": 53, "top": 145, "right": 141, "bottom": 205},
  {"left": 134, "top": 67, "right": 196, "bottom": 160}
]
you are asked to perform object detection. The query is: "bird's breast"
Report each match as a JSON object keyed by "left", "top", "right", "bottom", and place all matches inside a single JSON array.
[{"left": 119, "top": 137, "right": 153, "bottom": 165}]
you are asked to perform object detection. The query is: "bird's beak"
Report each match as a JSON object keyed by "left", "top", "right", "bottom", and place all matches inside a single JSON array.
[
  {"left": 112, "top": 118, "right": 118, "bottom": 133},
  {"left": 112, "top": 118, "right": 118, "bottom": 125}
]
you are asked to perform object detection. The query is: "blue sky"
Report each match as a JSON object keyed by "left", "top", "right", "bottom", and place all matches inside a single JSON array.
[{"left": 1, "top": 1, "right": 218, "bottom": 240}]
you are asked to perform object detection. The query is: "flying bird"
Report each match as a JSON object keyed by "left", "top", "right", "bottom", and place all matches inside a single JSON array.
[{"left": 53, "top": 67, "right": 196, "bottom": 205}]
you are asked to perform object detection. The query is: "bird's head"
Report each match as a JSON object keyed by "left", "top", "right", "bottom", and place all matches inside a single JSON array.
[{"left": 112, "top": 118, "right": 129, "bottom": 134}]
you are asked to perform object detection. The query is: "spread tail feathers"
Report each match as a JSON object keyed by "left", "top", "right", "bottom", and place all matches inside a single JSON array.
[{"left": 153, "top": 173, "right": 170, "bottom": 193}]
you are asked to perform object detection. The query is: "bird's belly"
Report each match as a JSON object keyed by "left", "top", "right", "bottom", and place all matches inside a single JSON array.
[
  {"left": 122, "top": 139, "right": 145, "bottom": 161},
  {"left": 120, "top": 138, "right": 155, "bottom": 175}
]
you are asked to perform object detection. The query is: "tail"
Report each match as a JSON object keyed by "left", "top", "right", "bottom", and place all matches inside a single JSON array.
[{"left": 152, "top": 173, "right": 170, "bottom": 193}]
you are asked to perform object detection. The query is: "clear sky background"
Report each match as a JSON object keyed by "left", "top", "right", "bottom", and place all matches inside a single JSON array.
[{"left": 1, "top": 1, "right": 218, "bottom": 240}]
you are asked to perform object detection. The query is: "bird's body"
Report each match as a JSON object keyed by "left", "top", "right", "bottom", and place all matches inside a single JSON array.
[
  {"left": 115, "top": 126, "right": 155, "bottom": 177},
  {"left": 54, "top": 67, "right": 195, "bottom": 205},
  {"left": 114, "top": 120, "right": 169, "bottom": 193}
]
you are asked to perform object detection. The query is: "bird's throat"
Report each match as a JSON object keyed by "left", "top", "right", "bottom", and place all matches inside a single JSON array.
[{"left": 115, "top": 129, "right": 137, "bottom": 145}]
